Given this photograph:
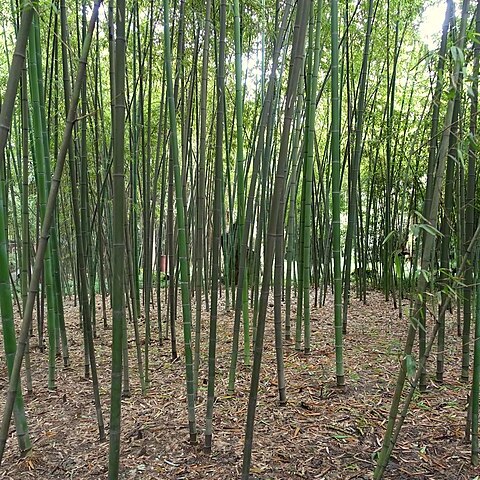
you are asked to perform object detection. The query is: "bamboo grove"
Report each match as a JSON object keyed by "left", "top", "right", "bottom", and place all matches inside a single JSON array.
[{"left": 0, "top": 0, "right": 479, "bottom": 478}]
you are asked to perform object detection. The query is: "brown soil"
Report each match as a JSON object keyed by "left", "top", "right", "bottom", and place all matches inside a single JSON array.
[{"left": 0, "top": 291, "right": 478, "bottom": 479}]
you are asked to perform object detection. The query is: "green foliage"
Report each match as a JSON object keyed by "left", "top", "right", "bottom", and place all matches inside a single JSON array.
[{"left": 405, "top": 354, "right": 416, "bottom": 381}]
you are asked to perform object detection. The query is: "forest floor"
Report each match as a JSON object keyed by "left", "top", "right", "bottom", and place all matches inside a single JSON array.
[{"left": 0, "top": 290, "right": 479, "bottom": 479}]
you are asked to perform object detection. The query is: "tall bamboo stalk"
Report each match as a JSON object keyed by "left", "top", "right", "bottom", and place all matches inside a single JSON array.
[
  {"left": 194, "top": 0, "right": 211, "bottom": 397},
  {"left": 163, "top": 0, "right": 197, "bottom": 445},
  {"left": 472, "top": 247, "right": 480, "bottom": 465},
  {"left": 28, "top": 9, "right": 59, "bottom": 391},
  {"left": 108, "top": 0, "right": 126, "bottom": 475},
  {"left": 204, "top": 0, "right": 226, "bottom": 452},
  {"left": 342, "top": 0, "right": 374, "bottom": 333},
  {"left": 331, "top": 0, "right": 345, "bottom": 388},
  {"left": 233, "top": 0, "right": 250, "bottom": 368}
]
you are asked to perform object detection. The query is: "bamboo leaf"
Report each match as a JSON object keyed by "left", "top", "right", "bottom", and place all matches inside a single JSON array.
[
  {"left": 394, "top": 255, "right": 402, "bottom": 279},
  {"left": 417, "top": 222, "right": 443, "bottom": 238},
  {"left": 420, "top": 269, "right": 431, "bottom": 283},
  {"left": 382, "top": 230, "right": 396, "bottom": 246},
  {"left": 450, "top": 45, "right": 465, "bottom": 66},
  {"left": 405, "top": 354, "right": 416, "bottom": 380},
  {"left": 413, "top": 210, "right": 428, "bottom": 223}
]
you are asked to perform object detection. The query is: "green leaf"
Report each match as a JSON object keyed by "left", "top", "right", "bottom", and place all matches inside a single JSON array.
[
  {"left": 414, "top": 210, "right": 428, "bottom": 223},
  {"left": 405, "top": 354, "right": 416, "bottom": 380},
  {"left": 420, "top": 269, "right": 431, "bottom": 283},
  {"left": 394, "top": 255, "right": 402, "bottom": 279},
  {"left": 467, "top": 84, "right": 475, "bottom": 99},
  {"left": 411, "top": 224, "right": 421, "bottom": 238},
  {"left": 382, "top": 229, "right": 396, "bottom": 246},
  {"left": 446, "top": 87, "right": 457, "bottom": 101},
  {"left": 450, "top": 45, "right": 465, "bottom": 66},
  {"left": 442, "top": 283, "right": 458, "bottom": 299},
  {"left": 417, "top": 222, "right": 443, "bottom": 238},
  {"left": 50, "top": 2, "right": 59, "bottom": 15}
]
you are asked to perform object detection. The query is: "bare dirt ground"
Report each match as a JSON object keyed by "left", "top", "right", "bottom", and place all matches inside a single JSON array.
[{"left": 0, "top": 290, "right": 478, "bottom": 479}]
